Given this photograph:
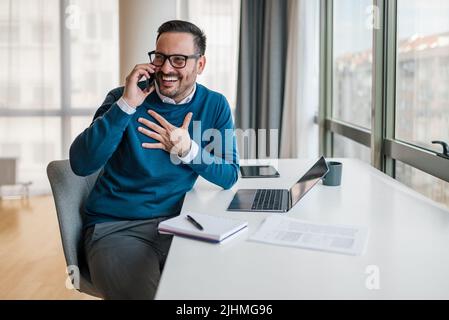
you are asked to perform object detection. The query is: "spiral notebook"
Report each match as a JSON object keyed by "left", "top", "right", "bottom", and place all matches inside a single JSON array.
[{"left": 158, "top": 212, "right": 248, "bottom": 243}]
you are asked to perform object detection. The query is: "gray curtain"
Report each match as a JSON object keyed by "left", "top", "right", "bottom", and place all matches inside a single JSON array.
[{"left": 235, "top": 0, "right": 289, "bottom": 159}]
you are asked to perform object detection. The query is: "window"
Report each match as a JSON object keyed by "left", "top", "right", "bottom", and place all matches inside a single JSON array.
[
  {"left": 332, "top": 0, "right": 373, "bottom": 129},
  {"left": 0, "top": 0, "right": 119, "bottom": 194},
  {"left": 392, "top": 0, "right": 449, "bottom": 207},
  {"left": 69, "top": 0, "right": 119, "bottom": 109},
  {"left": 320, "top": 0, "right": 449, "bottom": 209},
  {"left": 70, "top": 116, "right": 92, "bottom": 142},
  {"left": 0, "top": 117, "right": 61, "bottom": 193},
  {"left": 396, "top": 160, "right": 449, "bottom": 208},
  {"left": 180, "top": 0, "right": 241, "bottom": 110},
  {"left": 333, "top": 133, "right": 371, "bottom": 163},
  {"left": 395, "top": 0, "right": 449, "bottom": 151},
  {"left": 0, "top": 0, "right": 61, "bottom": 110},
  {"left": 327, "top": 0, "right": 374, "bottom": 164}
]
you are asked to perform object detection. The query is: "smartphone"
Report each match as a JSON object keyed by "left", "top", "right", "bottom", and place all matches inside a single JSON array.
[{"left": 146, "top": 74, "right": 155, "bottom": 90}]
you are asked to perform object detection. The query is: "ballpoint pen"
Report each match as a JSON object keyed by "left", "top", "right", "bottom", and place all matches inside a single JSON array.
[{"left": 186, "top": 215, "right": 204, "bottom": 231}]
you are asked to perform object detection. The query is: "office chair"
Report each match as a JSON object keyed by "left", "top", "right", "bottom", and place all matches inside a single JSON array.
[
  {"left": 47, "top": 160, "right": 102, "bottom": 298},
  {"left": 0, "top": 157, "right": 32, "bottom": 199}
]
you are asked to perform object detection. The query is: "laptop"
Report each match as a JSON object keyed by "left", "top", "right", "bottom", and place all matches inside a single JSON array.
[{"left": 227, "top": 156, "right": 329, "bottom": 213}]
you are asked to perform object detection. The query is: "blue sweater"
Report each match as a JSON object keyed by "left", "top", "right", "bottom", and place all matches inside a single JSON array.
[{"left": 69, "top": 83, "right": 239, "bottom": 228}]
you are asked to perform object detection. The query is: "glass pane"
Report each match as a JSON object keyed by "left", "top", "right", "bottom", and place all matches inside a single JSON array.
[
  {"left": 184, "top": 0, "right": 241, "bottom": 110},
  {"left": 332, "top": 0, "right": 373, "bottom": 129},
  {"left": 68, "top": 0, "right": 119, "bottom": 108},
  {"left": 396, "top": 0, "right": 449, "bottom": 151},
  {"left": 70, "top": 116, "right": 93, "bottom": 142},
  {"left": 333, "top": 133, "right": 370, "bottom": 163},
  {"left": 0, "top": 117, "right": 61, "bottom": 193},
  {"left": 0, "top": 0, "right": 61, "bottom": 110},
  {"left": 396, "top": 160, "right": 449, "bottom": 209}
]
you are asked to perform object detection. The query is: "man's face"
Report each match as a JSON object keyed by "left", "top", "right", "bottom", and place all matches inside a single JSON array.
[{"left": 154, "top": 32, "right": 205, "bottom": 102}]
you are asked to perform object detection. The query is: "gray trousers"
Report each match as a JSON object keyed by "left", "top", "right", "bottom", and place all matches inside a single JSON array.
[{"left": 83, "top": 217, "right": 174, "bottom": 300}]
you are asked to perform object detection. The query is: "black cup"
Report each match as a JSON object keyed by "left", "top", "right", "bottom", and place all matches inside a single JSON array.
[{"left": 322, "top": 161, "right": 343, "bottom": 186}]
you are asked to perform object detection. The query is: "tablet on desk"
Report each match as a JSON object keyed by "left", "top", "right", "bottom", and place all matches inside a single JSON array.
[{"left": 239, "top": 165, "right": 280, "bottom": 178}]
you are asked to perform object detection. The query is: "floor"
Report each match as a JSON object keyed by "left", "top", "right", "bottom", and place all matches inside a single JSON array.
[{"left": 0, "top": 196, "right": 97, "bottom": 300}]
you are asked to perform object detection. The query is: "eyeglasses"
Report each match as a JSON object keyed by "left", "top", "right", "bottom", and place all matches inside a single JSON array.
[{"left": 148, "top": 50, "right": 202, "bottom": 69}]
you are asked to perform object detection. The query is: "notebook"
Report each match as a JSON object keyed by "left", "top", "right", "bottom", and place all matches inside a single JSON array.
[{"left": 158, "top": 212, "right": 248, "bottom": 243}]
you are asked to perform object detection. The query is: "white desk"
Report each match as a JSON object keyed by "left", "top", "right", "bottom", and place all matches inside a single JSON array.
[{"left": 156, "top": 158, "right": 449, "bottom": 299}]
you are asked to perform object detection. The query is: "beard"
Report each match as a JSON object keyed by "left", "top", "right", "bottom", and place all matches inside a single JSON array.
[
  {"left": 156, "top": 71, "right": 195, "bottom": 101},
  {"left": 158, "top": 83, "right": 179, "bottom": 98}
]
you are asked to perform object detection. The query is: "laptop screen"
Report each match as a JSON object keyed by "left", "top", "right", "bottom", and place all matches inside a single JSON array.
[{"left": 289, "top": 156, "right": 329, "bottom": 207}]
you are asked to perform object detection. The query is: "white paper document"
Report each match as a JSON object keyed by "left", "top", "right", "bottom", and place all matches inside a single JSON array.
[{"left": 249, "top": 216, "right": 369, "bottom": 256}]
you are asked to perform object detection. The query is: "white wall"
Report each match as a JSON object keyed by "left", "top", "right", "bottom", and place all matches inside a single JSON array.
[{"left": 119, "top": 0, "right": 178, "bottom": 85}]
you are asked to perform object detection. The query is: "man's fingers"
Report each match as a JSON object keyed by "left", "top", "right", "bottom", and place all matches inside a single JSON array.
[
  {"left": 148, "top": 110, "right": 174, "bottom": 130},
  {"left": 138, "top": 126, "right": 164, "bottom": 142},
  {"left": 133, "top": 63, "right": 156, "bottom": 74},
  {"left": 141, "top": 142, "right": 166, "bottom": 150},
  {"left": 128, "top": 68, "right": 151, "bottom": 84},
  {"left": 128, "top": 63, "right": 156, "bottom": 82},
  {"left": 182, "top": 112, "right": 193, "bottom": 129},
  {"left": 138, "top": 117, "right": 166, "bottom": 135}
]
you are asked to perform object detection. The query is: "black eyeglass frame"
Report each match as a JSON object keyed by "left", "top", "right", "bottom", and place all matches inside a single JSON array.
[{"left": 148, "top": 50, "right": 202, "bottom": 69}]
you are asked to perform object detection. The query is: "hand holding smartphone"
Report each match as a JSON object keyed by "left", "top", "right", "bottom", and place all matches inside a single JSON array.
[{"left": 122, "top": 63, "right": 156, "bottom": 108}]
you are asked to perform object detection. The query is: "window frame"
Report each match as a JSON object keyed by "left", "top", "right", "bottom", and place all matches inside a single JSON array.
[
  {"left": 319, "top": 0, "right": 449, "bottom": 184},
  {"left": 0, "top": 0, "right": 114, "bottom": 159}
]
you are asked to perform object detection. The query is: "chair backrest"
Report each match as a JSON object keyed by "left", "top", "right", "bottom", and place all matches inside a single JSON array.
[
  {"left": 0, "top": 157, "right": 16, "bottom": 185},
  {"left": 46, "top": 160, "right": 100, "bottom": 269}
]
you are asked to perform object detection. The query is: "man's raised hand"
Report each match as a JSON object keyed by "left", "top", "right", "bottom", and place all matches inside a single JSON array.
[{"left": 138, "top": 110, "right": 193, "bottom": 157}]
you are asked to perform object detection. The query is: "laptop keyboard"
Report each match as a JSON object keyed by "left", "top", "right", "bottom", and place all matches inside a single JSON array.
[{"left": 252, "top": 189, "right": 284, "bottom": 211}]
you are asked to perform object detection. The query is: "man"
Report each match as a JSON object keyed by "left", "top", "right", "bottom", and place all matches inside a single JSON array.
[{"left": 69, "top": 20, "right": 239, "bottom": 300}]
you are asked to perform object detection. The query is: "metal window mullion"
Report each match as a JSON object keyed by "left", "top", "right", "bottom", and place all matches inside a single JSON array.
[
  {"left": 385, "top": 139, "right": 449, "bottom": 183},
  {"left": 383, "top": 0, "right": 398, "bottom": 177},
  {"left": 60, "top": 0, "right": 72, "bottom": 159},
  {"left": 326, "top": 119, "right": 371, "bottom": 148},
  {"left": 371, "top": 0, "right": 386, "bottom": 170}
]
